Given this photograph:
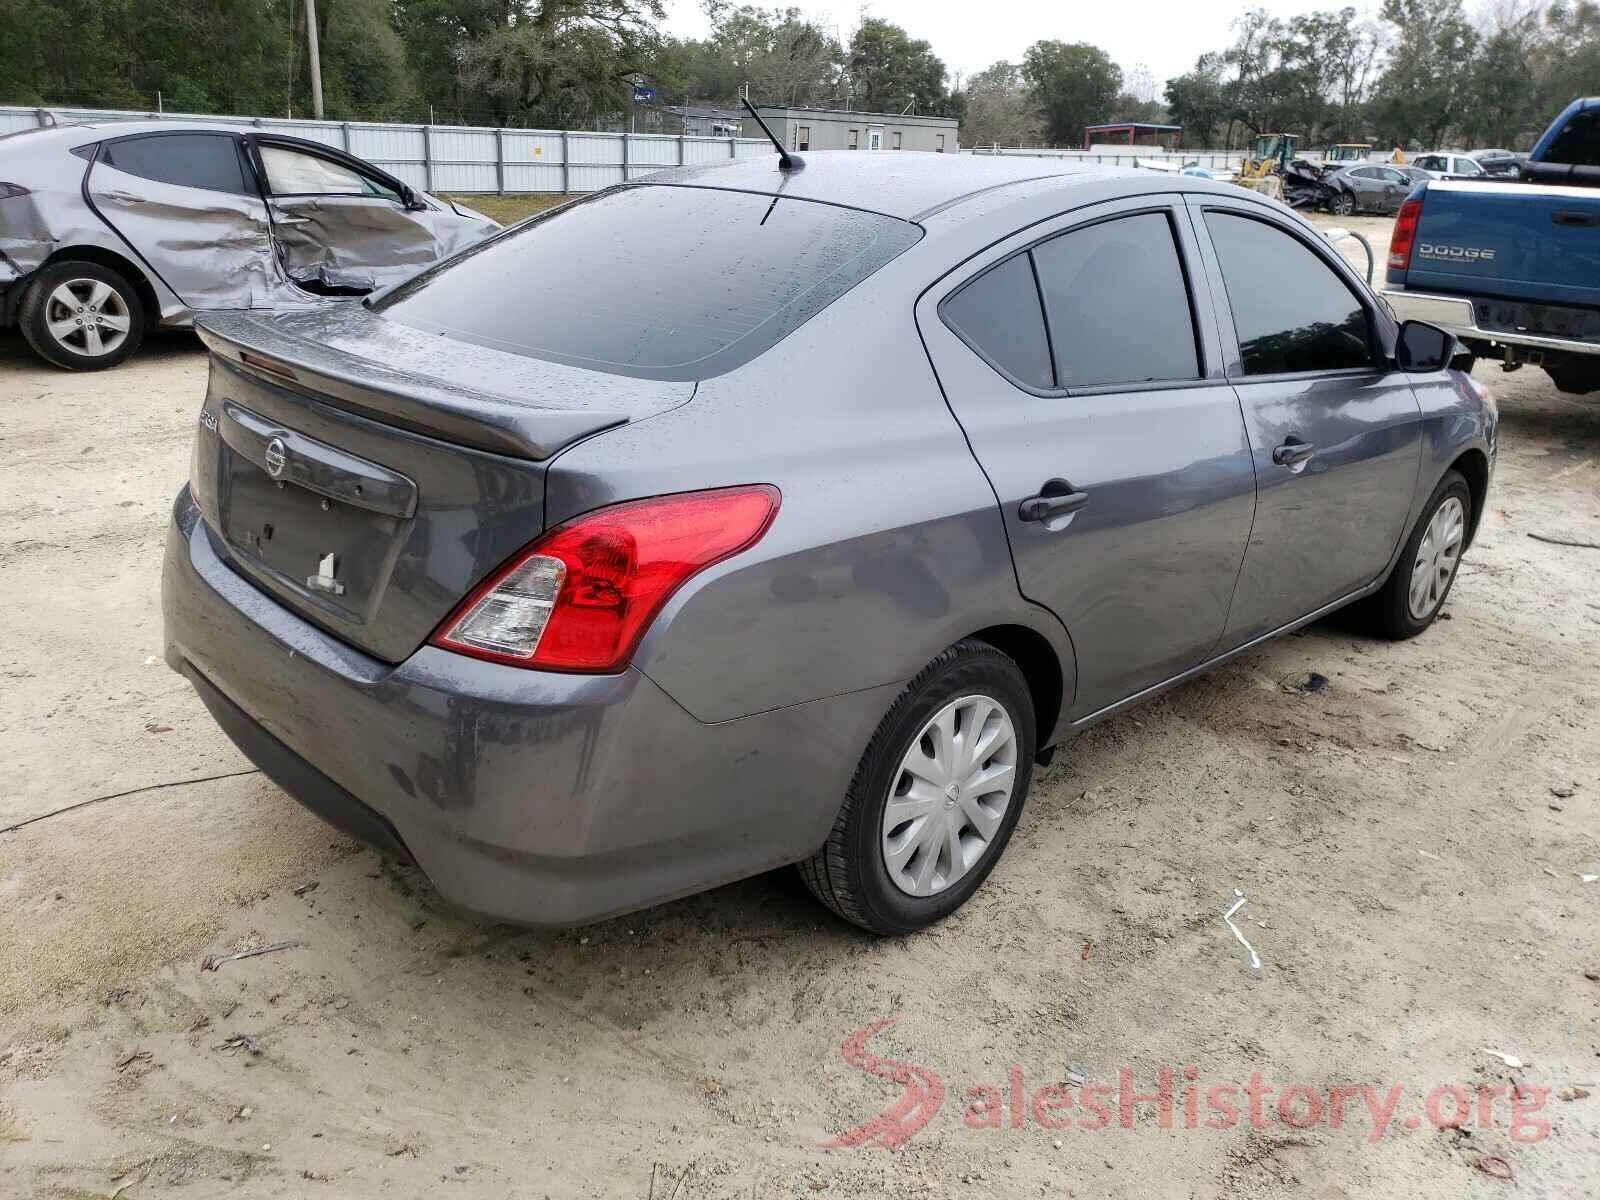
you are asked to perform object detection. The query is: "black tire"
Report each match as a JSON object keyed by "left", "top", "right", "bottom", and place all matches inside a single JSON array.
[
  {"left": 1354, "top": 470, "right": 1472, "bottom": 639},
  {"left": 1544, "top": 359, "right": 1600, "bottom": 396},
  {"left": 19, "top": 260, "right": 146, "bottom": 370},
  {"left": 799, "top": 639, "right": 1037, "bottom": 936},
  {"left": 1330, "top": 190, "right": 1356, "bottom": 216}
]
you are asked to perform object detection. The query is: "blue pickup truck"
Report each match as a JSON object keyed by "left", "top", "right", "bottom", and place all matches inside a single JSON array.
[{"left": 1382, "top": 98, "right": 1600, "bottom": 395}]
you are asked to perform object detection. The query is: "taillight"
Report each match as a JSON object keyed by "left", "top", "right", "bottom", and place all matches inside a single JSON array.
[
  {"left": 431, "top": 485, "right": 780, "bottom": 672},
  {"left": 1389, "top": 197, "right": 1422, "bottom": 270}
]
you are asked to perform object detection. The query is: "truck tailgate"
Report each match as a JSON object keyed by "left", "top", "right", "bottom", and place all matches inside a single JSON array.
[{"left": 1405, "top": 180, "right": 1600, "bottom": 307}]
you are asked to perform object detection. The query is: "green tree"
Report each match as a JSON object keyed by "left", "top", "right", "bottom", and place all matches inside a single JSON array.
[
  {"left": 453, "top": 0, "right": 665, "bottom": 126},
  {"left": 1164, "top": 54, "right": 1231, "bottom": 147},
  {"left": 846, "top": 17, "right": 946, "bottom": 113},
  {"left": 1369, "top": 0, "right": 1479, "bottom": 147},
  {"left": 958, "top": 60, "right": 1043, "bottom": 148},
  {"left": 1020, "top": 40, "right": 1121, "bottom": 146},
  {"left": 700, "top": 3, "right": 840, "bottom": 106},
  {"left": 1536, "top": 1, "right": 1600, "bottom": 123}
]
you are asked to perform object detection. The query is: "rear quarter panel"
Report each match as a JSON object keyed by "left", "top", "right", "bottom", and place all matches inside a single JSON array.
[{"left": 541, "top": 241, "right": 1077, "bottom": 727}]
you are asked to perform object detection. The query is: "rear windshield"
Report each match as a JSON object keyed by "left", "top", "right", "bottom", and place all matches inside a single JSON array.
[
  {"left": 375, "top": 184, "right": 921, "bottom": 381},
  {"left": 1545, "top": 108, "right": 1600, "bottom": 167}
]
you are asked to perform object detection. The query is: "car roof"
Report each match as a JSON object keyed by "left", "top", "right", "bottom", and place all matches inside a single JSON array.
[
  {"left": 2, "top": 118, "right": 259, "bottom": 151},
  {"left": 640, "top": 151, "right": 1134, "bottom": 222}
]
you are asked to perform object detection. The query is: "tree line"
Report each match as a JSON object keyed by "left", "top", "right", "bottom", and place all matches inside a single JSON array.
[
  {"left": 0, "top": 0, "right": 1593, "bottom": 149},
  {"left": 1161, "top": 0, "right": 1600, "bottom": 152}
]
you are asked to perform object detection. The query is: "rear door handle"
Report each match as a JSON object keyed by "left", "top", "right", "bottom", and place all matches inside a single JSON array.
[
  {"left": 1553, "top": 210, "right": 1599, "bottom": 228},
  {"left": 1019, "top": 480, "right": 1090, "bottom": 523},
  {"left": 1272, "top": 438, "right": 1315, "bottom": 467}
]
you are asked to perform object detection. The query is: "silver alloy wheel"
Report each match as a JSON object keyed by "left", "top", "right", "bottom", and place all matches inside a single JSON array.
[
  {"left": 1408, "top": 495, "right": 1465, "bottom": 620},
  {"left": 44, "top": 279, "right": 131, "bottom": 358},
  {"left": 881, "top": 693, "right": 1018, "bottom": 898}
]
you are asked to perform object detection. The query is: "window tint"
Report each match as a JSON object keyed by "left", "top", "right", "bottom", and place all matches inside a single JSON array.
[
  {"left": 260, "top": 144, "right": 400, "bottom": 200},
  {"left": 1454, "top": 157, "right": 1482, "bottom": 175},
  {"left": 100, "top": 133, "right": 247, "bottom": 193},
  {"left": 1032, "top": 212, "right": 1199, "bottom": 389},
  {"left": 941, "top": 253, "right": 1053, "bottom": 390},
  {"left": 1204, "top": 212, "right": 1371, "bottom": 376},
  {"left": 378, "top": 185, "right": 921, "bottom": 381},
  {"left": 1545, "top": 108, "right": 1600, "bottom": 166},
  {"left": 1349, "top": 166, "right": 1377, "bottom": 179}
]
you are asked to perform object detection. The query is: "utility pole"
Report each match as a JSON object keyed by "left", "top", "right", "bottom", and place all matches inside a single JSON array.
[{"left": 305, "top": 0, "right": 325, "bottom": 120}]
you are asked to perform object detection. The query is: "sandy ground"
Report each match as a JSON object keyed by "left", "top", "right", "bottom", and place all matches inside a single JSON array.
[{"left": 2, "top": 213, "right": 1598, "bottom": 1199}]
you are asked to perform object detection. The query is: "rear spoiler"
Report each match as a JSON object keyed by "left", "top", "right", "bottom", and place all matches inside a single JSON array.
[
  {"left": 1521, "top": 161, "right": 1600, "bottom": 188},
  {"left": 195, "top": 311, "right": 630, "bottom": 461}
]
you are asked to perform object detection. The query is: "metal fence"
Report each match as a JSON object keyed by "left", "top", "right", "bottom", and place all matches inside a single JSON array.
[{"left": 0, "top": 104, "right": 774, "bottom": 194}]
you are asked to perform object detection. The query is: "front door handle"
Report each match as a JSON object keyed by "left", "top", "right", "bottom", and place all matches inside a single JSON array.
[
  {"left": 1272, "top": 438, "right": 1315, "bottom": 467},
  {"left": 1019, "top": 480, "right": 1090, "bottom": 523}
]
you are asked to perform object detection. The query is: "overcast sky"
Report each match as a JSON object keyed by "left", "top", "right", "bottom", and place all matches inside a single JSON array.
[{"left": 661, "top": 0, "right": 1338, "bottom": 93}]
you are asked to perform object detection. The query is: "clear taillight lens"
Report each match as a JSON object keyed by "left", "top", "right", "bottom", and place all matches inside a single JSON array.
[
  {"left": 431, "top": 485, "right": 780, "bottom": 672},
  {"left": 442, "top": 554, "right": 566, "bottom": 657}
]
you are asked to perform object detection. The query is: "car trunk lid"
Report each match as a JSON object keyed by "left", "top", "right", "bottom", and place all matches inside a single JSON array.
[{"left": 189, "top": 305, "right": 692, "bottom": 662}]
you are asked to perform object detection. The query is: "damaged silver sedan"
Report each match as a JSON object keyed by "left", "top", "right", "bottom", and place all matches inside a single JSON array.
[{"left": 0, "top": 120, "right": 498, "bottom": 369}]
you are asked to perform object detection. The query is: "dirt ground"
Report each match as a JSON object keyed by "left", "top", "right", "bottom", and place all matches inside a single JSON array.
[{"left": 2, "top": 212, "right": 1598, "bottom": 1199}]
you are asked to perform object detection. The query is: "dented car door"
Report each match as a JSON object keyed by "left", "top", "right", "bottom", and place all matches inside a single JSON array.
[
  {"left": 250, "top": 138, "right": 442, "bottom": 293},
  {"left": 86, "top": 131, "right": 282, "bottom": 310}
]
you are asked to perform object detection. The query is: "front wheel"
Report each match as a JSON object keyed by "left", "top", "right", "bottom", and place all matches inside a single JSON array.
[
  {"left": 799, "top": 639, "right": 1036, "bottom": 935},
  {"left": 1355, "top": 470, "right": 1471, "bottom": 639},
  {"left": 18, "top": 260, "right": 146, "bottom": 370}
]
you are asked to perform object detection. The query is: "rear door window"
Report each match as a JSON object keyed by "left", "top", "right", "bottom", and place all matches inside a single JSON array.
[
  {"left": 1203, "top": 211, "right": 1372, "bottom": 376},
  {"left": 1031, "top": 211, "right": 1200, "bottom": 389},
  {"left": 377, "top": 184, "right": 922, "bottom": 381},
  {"left": 100, "top": 133, "right": 249, "bottom": 194},
  {"left": 940, "top": 253, "right": 1053, "bottom": 390}
]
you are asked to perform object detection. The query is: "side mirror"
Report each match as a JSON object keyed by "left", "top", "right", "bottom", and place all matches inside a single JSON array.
[
  {"left": 1395, "top": 319, "right": 1452, "bottom": 372},
  {"left": 400, "top": 185, "right": 427, "bottom": 211}
]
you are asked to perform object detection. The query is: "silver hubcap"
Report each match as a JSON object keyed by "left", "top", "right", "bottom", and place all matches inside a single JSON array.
[
  {"left": 1408, "top": 496, "right": 1465, "bottom": 620},
  {"left": 881, "top": 694, "right": 1018, "bottom": 898},
  {"left": 45, "top": 279, "right": 130, "bottom": 357}
]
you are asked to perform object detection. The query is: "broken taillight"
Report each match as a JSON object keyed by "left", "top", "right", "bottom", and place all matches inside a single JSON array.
[{"left": 430, "top": 485, "right": 780, "bottom": 672}]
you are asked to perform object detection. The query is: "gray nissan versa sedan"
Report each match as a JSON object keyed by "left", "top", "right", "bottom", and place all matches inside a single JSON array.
[{"left": 162, "top": 151, "right": 1496, "bottom": 935}]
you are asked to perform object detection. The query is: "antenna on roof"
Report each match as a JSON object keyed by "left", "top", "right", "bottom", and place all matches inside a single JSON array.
[{"left": 741, "top": 96, "right": 805, "bottom": 172}]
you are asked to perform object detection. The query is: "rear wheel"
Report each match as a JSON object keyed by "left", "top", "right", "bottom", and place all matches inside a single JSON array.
[
  {"left": 1330, "top": 190, "right": 1356, "bottom": 216},
  {"left": 1544, "top": 358, "right": 1600, "bottom": 396},
  {"left": 1355, "top": 470, "right": 1471, "bottom": 639},
  {"left": 19, "top": 260, "right": 145, "bottom": 370},
  {"left": 799, "top": 639, "right": 1036, "bottom": 935}
]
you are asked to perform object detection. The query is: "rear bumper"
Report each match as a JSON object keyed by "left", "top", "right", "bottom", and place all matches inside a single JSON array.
[
  {"left": 162, "top": 487, "right": 896, "bottom": 926},
  {"left": 1381, "top": 288, "right": 1600, "bottom": 357}
]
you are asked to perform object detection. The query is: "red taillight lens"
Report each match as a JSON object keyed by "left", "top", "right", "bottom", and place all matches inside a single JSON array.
[
  {"left": 1389, "top": 197, "right": 1422, "bottom": 270},
  {"left": 431, "top": 485, "right": 780, "bottom": 672}
]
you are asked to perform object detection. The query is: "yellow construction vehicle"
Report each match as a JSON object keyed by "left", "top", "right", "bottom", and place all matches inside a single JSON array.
[
  {"left": 1238, "top": 133, "right": 1303, "bottom": 179},
  {"left": 1235, "top": 133, "right": 1303, "bottom": 198}
]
